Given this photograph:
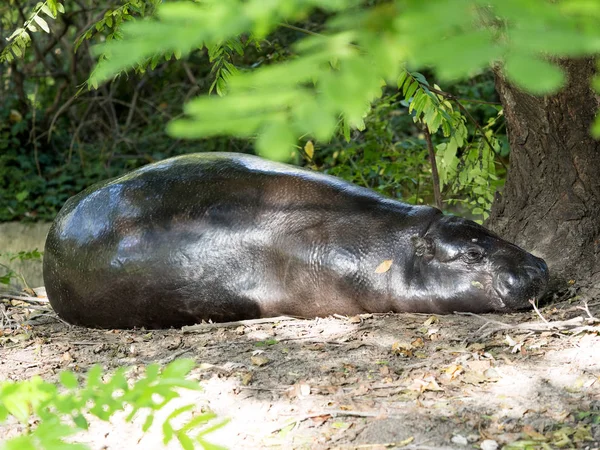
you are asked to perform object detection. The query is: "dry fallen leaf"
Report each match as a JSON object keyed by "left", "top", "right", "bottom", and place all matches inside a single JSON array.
[
  {"left": 522, "top": 425, "right": 547, "bottom": 440},
  {"left": 423, "top": 316, "right": 439, "bottom": 326},
  {"left": 443, "top": 364, "right": 463, "bottom": 380},
  {"left": 241, "top": 372, "right": 253, "bottom": 385},
  {"left": 411, "top": 337, "right": 424, "bottom": 348},
  {"left": 410, "top": 375, "right": 444, "bottom": 392},
  {"left": 309, "top": 414, "right": 331, "bottom": 427},
  {"left": 391, "top": 342, "right": 414, "bottom": 357},
  {"left": 350, "top": 384, "right": 370, "bottom": 396},
  {"left": 305, "top": 343, "right": 325, "bottom": 351},
  {"left": 375, "top": 259, "right": 393, "bottom": 273},
  {"left": 304, "top": 140, "right": 315, "bottom": 159},
  {"left": 427, "top": 328, "right": 441, "bottom": 340},
  {"left": 251, "top": 355, "right": 269, "bottom": 367}
]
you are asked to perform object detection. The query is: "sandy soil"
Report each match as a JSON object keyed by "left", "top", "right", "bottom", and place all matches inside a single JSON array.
[{"left": 0, "top": 291, "right": 599, "bottom": 450}]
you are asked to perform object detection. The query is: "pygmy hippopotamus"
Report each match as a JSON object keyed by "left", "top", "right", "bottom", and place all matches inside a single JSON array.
[{"left": 43, "top": 152, "right": 549, "bottom": 328}]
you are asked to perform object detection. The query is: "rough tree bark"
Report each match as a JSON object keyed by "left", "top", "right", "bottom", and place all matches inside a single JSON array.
[{"left": 487, "top": 58, "right": 600, "bottom": 293}]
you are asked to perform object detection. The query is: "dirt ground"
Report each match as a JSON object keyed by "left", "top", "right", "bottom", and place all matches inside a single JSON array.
[{"left": 1, "top": 290, "right": 599, "bottom": 450}]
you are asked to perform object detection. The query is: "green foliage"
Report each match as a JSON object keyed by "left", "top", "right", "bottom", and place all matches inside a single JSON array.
[
  {"left": 88, "top": 0, "right": 600, "bottom": 161},
  {"left": 74, "top": 0, "right": 160, "bottom": 53},
  {"left": 0, "top": 0, "right": 65, "bottom": 63},
  {"left": 0, "top": 249, "right": 42, "bottom": 286},
  {"left": 0, "top": 360, "right": 227, "bottom": 450},
  {"left": 317, "top": 70, "right": 504, "bottom": 219},
  {"left": 398, "top": 70, "right": 505, "bottom": 219},
  {"left": 207, "top": 37, "right": 251, "bottom": 96},
  {"left": 0, "top": 146, "right": 106, "bottom": 222},
  {"left": 318, "top": 92, "right": 433, "bottom": 204},
  {"left": 82, "top": 0, "right": 163, "bottom": 90}
]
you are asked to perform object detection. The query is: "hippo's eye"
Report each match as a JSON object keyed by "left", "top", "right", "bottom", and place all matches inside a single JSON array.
[{"left": 463, "top": 249, "right": 484, "bottom": 263}]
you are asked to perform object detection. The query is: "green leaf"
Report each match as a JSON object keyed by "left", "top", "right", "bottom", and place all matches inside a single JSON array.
[
  {"left": 59, "top": 371, "right": 79, "bottom": 389},
  {"left": 2, "top": 435, "right": 37, "bottom": 450},
  {"left": 40, "top": 4, "right": 56, "bottom": 19},
  {"left": 163, "top": 419, "right": 174, "bottom": 444},
  {"left": 73, "top": 414, "right": 89, "bottom": 430},
  {"left": 396, "top": 70, "right": 408, "bottom": 90},
  {"left": 15, "top": 190, "right": 29, "bottom": 202},
  {"left": 142, "top": 413, "right": 155, "bottom": 432},
  {"left": 12, "top": 45, "right": 23, "bottom": 58},
  {"left": 176, "top": 432, "right": 195, "bottom": 450},
  {"left": 503, "top": 52, "right": 565, "bottom": 94},
  {"left": 342, "top": 117, "right": 351, "bottom": 142},
  {"left": 179, "top": 412, "right": 217, "bottom": 433},
  {"left": 591, "top": 115, "right": 600, "bottom": 139},
  {"left": 256, "top": 120, "right": 296, "bottom": 162},
  {"left": 404, "top": 81, "right": 419, "bottom": 100},
  {"left": 165, "top": 404, "right": 195, "bottom": 423},
  {"left": 85, "top": 365, "right": 103, "bottom": 389},
  {"left": 508, "top": 28, "right": 600, "bottom": 56},
  {"left": 33, "top": 15, "right": 50, "bottom": 33}
]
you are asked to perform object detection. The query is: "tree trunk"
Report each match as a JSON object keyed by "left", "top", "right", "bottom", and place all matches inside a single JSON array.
[{"left": 487, "top": 58, "right": 600, "bottom": 293}]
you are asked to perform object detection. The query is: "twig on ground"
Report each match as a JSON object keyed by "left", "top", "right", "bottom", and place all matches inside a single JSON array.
[
  {"left": 240, "top": 386, "right": 286, "bottom": 392},
  {"left": 1, "top": 306, "right": 13, "bottom": 328},
  {"left": 336, "top": 444, "right": 452, "bottom": 450},
  {"left": 268, "top": 410, "right": 398, "bottom": 434},
  {"left": 456, "top": 311, "right": 586, "bottom": 339},
  {"left": 577, "top": 300, "right": 599, "bottom": 321},
  {"left": 137, "top": 347, "right": 194, "bottom": 365},
  {"left": 529, "top": 299, "right": 549, "bottom": 323},
  {"left": 0, "top": 293, "right": 49, "bottom": 304},
  {"left": 182, "top": 316, "right": 300, "bottom": 333},
  {"left": 156, "top": 347, "right": 193, "bottom": 365}
]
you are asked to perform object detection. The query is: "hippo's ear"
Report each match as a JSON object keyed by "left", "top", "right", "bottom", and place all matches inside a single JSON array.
[{"left": 412, "top": 236, "right": 435, "bottom": 257}]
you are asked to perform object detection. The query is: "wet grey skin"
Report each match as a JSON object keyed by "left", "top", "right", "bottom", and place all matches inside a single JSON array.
[{"left": 43, "top": 152, "right": 549, "bottom": 329}]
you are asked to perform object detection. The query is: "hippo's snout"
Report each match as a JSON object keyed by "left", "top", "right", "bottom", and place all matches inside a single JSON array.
[{"left": 494, "top": 255, "right": 549, "bottom": 309}]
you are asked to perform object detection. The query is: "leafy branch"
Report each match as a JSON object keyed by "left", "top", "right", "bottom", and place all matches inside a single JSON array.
[
  {"left": 207, "top": 37, "right": 247, "bottom": 96},
  {"left": 74, "top": 0, "right": 161, "bottom": 52},
  {"left": 0, "top": 0, "right": 64, "bottom": 63},
  {"left": 0, "top": 359, "right": 227, "bottom": 450},
  {"left": 397, "top": 70, "right": 504, "bottom": 218}
]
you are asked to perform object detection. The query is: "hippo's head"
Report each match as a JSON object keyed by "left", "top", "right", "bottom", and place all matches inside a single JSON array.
[{"left": 410, "top": 215, "right": 549, "bottom": 313}]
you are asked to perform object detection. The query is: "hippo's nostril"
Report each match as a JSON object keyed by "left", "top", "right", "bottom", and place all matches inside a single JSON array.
[{"left": 497, "top": 272, "right": 519, "bottom": 293}]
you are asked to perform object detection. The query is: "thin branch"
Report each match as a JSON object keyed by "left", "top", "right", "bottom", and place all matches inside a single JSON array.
[
  {"left": 529, "top": 299, "right": 549, "bottom": 323},
  {"left": 0, "top": 293, "right": 49, "bottom": 304},
  {"left": 29, "top": 86, "right": 42, "bottom": 177},
  {"left": 268, "top": 410, "right": 394, "bottom": 434},
  {"left": 181, "top": 316, "right": 300, "bottom": 333},
  {"left": 278, "top": 22, "right": 324, "bottom": 38},
  {"left": 453, "top": 98, "right": 502, "bottom": 106},
  {"left": 456, "top": 311, "right": 586, "bottom": 339},
  {"left": 577, "top": 300, "right": 598, "bottom": 321},
  {"left": 124, "top": 79, "right": 146, "bottom": 130},
  {"left": 423, "top": 126, "right": 443, "bottom": 210},
  {"left": 48, "top": 92, "right": 79, "bottom": 141}
]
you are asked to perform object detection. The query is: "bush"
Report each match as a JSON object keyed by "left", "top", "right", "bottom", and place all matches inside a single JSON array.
[{"left": 0, "top": 359, "right": 227, "bottom": 450}]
